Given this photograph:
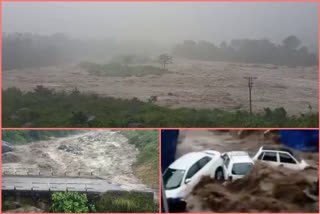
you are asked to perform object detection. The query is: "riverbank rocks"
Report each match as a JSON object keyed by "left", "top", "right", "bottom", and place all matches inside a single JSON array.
[
  {"left": 58, "top": 144, "right": 68, "bottom": 150},
  {"left": 2, "top": 152, "right": 21, "bottom": 163},
  {"left": 57, "top": 144, "right": 82, "bottom": 155},
  {"left": 3, "top": 206, "right": 44, "bottom": 213},
  {"left": 2, "top": 141, "right": 14, "bottom": 153}
]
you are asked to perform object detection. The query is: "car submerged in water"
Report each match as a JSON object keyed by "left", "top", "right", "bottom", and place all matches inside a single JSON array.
[
  {"left": 163, "top": 150, "right": 223, "bottom": 200},
  {"left": 253, "top": 146, "right": 309, "bottom": 170},
  {"left": 163, "top": 150, "right": 254, "bottom": 201},
  {"left": 217, "top": 151, "right": 254, "bottom": 181}
]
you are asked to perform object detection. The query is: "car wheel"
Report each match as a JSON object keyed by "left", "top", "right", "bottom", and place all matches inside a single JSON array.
[{"left": 215, "top": 168, "right": 224, "bottom": 180}]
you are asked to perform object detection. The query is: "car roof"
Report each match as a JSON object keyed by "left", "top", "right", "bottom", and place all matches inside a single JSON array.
[
  {"left": 226, "top": 151, "right": 249, "bottom": 156},
  {"left": 226, "top": 151, "right": 253, "bottom": 163},
  {"left": 261, "top": 146, "right": 293, "bottom": 154},
  {"left": 169, "top": 150, "right": 218, "bottom": 170}
]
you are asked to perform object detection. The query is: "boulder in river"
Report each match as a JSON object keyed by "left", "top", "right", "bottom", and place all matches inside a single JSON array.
[
  {"left": 2, "top": 141, "right": 14, "bottom": 154},
  {"left": 57, "top": 144, "right": 68, "bottom": 150}
]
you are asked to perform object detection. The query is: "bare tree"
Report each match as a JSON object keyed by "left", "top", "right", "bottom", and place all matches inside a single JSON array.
[{"left": 158, "top": 54, "right": 172, "bottom": 71}]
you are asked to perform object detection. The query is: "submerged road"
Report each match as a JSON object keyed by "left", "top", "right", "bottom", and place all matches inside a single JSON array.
[{"left": 2, "top": 176, "right": 123, "bottom": 192}]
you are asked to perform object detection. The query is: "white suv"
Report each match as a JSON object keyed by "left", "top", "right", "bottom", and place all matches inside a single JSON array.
[
  {"left": 216, "top": 151, "right": 254, "bottom": 181},
  {"left": 253, "top": 146, "right": 308, "bottom": 170},
  {"left": 163, "top": 150, "right": 223, "bottom": 200}
]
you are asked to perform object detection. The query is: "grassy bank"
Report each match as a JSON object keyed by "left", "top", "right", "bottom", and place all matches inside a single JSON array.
[
  {"left": 79, "top": 62, "right": 165, "bottom": 77},
  {"left": 2, "top": 192, "right": 157, "bottom": 213},
  {"left": 2, "top": 130, "right": 83, "bottom": 144},
  {"left": 119, "top": 130, "right": 159, "bottom": 189},
  {"left": 3, "top": 86, "right": 318, "bottom": 128},
  {"left": 94, "top": 191, "right": 158, "bottom": 213}
]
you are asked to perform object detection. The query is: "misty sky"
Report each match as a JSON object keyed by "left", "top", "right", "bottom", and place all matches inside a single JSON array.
[{"left": 2, "top": 2, "right": 318, "bottom": 49}]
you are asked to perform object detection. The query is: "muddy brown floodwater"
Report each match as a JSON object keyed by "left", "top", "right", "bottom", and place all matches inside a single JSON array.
[
  {"left": 176, "top": 130, "right": 318, "bottom": 213},
  {"left": 2, "top": 130, "right": 150, "bottom": 191},
  {"left": 2, "top": 58, "right": 318, "bottom": 115}
]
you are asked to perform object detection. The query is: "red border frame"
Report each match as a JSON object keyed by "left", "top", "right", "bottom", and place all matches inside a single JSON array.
[
  {"left": 0, "top": 0, "right": 319, "bottom": 2},
  {"left": 0, "top": 1, "right": 319, "bottom": 214}
]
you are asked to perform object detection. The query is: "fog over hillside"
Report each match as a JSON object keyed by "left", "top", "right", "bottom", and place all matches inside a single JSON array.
[{"left": 2, "top": 2, "right": 318, "bottom": 51}]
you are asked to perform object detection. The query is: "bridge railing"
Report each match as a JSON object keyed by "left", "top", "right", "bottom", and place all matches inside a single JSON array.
[
  {"left": 2, "top": 168, "right": 103, "bottom": 177},
  {"left": 3, "top": 184, "right": 104, "bottom": 193}
]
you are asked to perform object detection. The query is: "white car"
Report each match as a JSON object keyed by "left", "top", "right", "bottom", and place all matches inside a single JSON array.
[
  {"left": 163, "top": 150, "right": 223, "bottom": 200},
  {"left": 216, "top": 151, "right": 254, "bottom": 181},
  {"left": 252, "top": 146, "right": 308, "bottom": 170}
]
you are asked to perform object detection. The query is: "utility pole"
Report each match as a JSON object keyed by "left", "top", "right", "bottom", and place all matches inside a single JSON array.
[{"left": 243, "top": 76, "right": 257, "bottom": 114}]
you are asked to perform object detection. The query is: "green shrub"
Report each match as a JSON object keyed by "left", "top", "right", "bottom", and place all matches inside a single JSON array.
[
  {"left": 79, "top": 62, "right": 165, "bottom": 77},
  {"left": 50, "top": 192, "right": 96, "bottom": 213},
  {"left": 95, "top": 191, "right": 158, "bottom": 213}
]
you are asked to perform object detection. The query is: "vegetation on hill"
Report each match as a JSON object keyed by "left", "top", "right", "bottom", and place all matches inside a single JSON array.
[
  {"left": 80, "top": 62, "right": 166, "bottom": 77},
  {"left": 2, "top": 33, "right": 164, "bottom": 70},
  {"left": 2, "top": 130, "right": 82, "bottom": 144},
  {"left": 174, "top": 36, "right": 318, "bottom": 67},
  {"left": 3, "top": 86, "right": 318, "bottom": 128},
  {"left": 4, "top": 33, "right": 316, "bottom": 70},
  {"left": 120, "top": 130, "right": 159, "bottom": 188}
]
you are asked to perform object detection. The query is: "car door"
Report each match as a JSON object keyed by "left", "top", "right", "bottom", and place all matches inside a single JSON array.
[
  {"left": 180, "top": 162, "right": 200, "bottom": 196},
  {"left": 221, "top": 154, "right": 230, "bottom": 179},
  {"left": 258, "top": 151, "right": 279, "bottom": 167},
  {"left": 198, "top": 156, "right": 213, "bottom": 177},
  {"left": 184, "top": 156, "right": 212, "bottom": 187},
  {"left": 278, "top": 152, "right": 299, "bottom": 170},
  {"left": 185, "top": 162, "right": 200, "bottom": 184}
]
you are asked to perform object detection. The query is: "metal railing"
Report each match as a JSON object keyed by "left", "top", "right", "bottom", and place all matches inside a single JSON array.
[{"left": 2, "top": 168, "right": 102, "bottom": 178}]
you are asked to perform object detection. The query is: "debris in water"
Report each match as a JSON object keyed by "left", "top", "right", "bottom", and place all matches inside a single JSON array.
[{"left": 188, "top": 163, "right": 317, "bottom": 213}]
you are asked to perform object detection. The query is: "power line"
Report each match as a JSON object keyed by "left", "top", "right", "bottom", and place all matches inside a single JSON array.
[{"left": 243, "top": 76, "right": 257, "bottom": 114}]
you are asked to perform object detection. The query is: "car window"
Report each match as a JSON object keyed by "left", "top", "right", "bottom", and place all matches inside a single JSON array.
[
  {"left": 262, "top": 152, "right": 277, "bottom": 162},
  {"left": 279, "top": 152, "right": 297, "bottom": 164},
  {"left": 163, "top": 168, "right": 185, "bottom": 190},
  {"left": 198, "top": 156, "right": 212, "bottom": 168},
  {"left": 258, "top": 152, "right": 264, "bottom": 160},
  {"left": 186, "top": 162, "right": 200, "bottom": 180},
  {"left": 232, "top": 163, "right": 254, "bottom": 175},
  {"left": 289, "top": 151, "right": 301, "bottom": 162}
]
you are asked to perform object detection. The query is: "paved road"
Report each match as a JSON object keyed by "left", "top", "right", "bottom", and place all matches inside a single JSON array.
[{"left": 2, "top": 176, "right": 123, "bottom": 192}]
